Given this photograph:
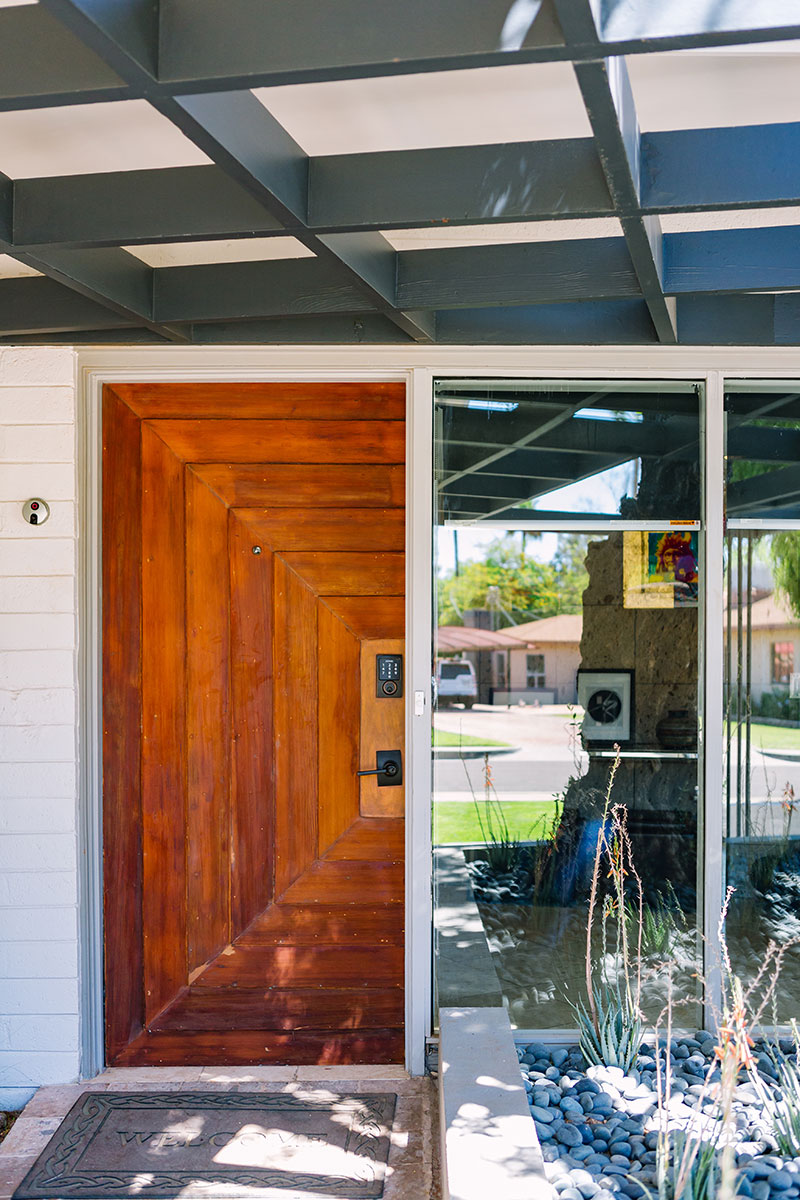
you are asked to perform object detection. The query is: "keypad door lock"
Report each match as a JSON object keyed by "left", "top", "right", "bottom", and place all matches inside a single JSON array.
[
  {"left": 356, "top": 750, "right": 403, "bottom": 787},
  {"left": 376, "top": 653, "right": 403, "bottom": 698}
]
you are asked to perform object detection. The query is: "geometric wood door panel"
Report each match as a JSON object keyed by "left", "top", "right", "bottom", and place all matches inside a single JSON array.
[{"left": 102, "top": 382, "right": 405, "bottom": 1066}]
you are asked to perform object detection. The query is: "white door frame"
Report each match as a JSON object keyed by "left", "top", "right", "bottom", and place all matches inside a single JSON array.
[{"left": 76, "top": 344, "right": 800, "bottom": 1077}]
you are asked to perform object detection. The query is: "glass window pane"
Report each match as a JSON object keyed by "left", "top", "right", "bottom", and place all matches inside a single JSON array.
[
  {"left": 433, "top": 379, "right": 704, "bottom": 1032},
  {"left": 726, "top": 382, "right": 800, "bottom": 521},
  {"left": 722, "top": 524, "right": 800, "bottom": 1021},
  {"left": 435, "top": 378, "right": 700, "bottom": 522}
]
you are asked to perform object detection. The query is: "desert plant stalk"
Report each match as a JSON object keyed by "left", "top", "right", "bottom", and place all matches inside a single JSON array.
[
  {"left": 574, "top": 749, "right": 646, "bottom": 1071},
  {"left": 468, "top": 753, "right": 522, "bottom": 874},
  {"left": 650, "top": 907, "right": 741, "bottom": 1200},
  {"left": 720, "top": 903, "right": 800, "bottom": 1157}
]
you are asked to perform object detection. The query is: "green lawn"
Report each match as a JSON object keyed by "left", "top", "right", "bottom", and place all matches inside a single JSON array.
[
  {"left": 433, "top": 799, "right": 559, "bottom": 844},
  {"left": 432, "top": 729, "right": 511, "bottom": 748},
  {"left": 743, "top": 721, "right": 800, "bottom": 751}
]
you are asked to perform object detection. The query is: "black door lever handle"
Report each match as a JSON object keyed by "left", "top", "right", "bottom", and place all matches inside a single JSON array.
[
  {"left": 356, "top": 750, "right": 402, "bottom": 786},
  {"left": 357, "top": 760, "right": 399, "bottom": 778}
]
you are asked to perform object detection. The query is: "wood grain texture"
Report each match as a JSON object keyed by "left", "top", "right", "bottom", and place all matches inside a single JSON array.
[
  {"left": 326, "top": 817, "right": 405, "bottom": 862},
  {"left": 148, "top": 987, "right": 405, "bottom": 1032},
  {"left": 112, "top": 381, "right": 405, "bottom": 420},
  {"left": 280, "top": 552, "right": 404, "bottom": 597},
  {"left": 196, "top": 945, "right": 403, "bottom": 989},
  {"left": 317, "top": 604, "right": 360, "bottom": 856},
  {"left": 359, "top": 639, "right": 405, "bottom": 819},
  {"left": 192, "top": 463, "right": 405, "bottom": 509},
  {"left": 147, "top": 419, "right": 405, "bottom": 464},
  {"left": 237, "top": 902, "right": 403, "bottom": 946},
  {"left": 102, "top": 387, "right": 144, "bottom": 1060},
  {"left": 140, "top": 425, "right": 188, "bottom": 1023},
  {"left": 185, "top": 472, "right": 231, "bottom": 972},
  {"left": 324, "top": 596, "right": 405, "bottom": 639},
  {"left": 235, "top": 507, "right": 405, "bottom": 552},
  {"left": 280, "top": 860, "right": 404, "bottom": 906},
  {"left": 229, "top": 514, "right": 274, "bottom": 930},
  {"left": 273, "top": 556, "right": 318, "bottom": 897},
  {"left": 104, "top": 381, "right": 406, "bottom": 1066},
  {"left": 113, "top": 1029, "right": 404, "bottom": 1066}
]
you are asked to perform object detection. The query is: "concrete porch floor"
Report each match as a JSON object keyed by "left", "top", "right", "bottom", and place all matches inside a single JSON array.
[{"left": 0, "top": 1066, "right": 440, "bottom": 1200}]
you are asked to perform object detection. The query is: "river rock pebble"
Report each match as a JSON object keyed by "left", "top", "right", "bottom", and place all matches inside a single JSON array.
[{"left": 518, "top": 1035, "right": 800, "bottom": 1197}]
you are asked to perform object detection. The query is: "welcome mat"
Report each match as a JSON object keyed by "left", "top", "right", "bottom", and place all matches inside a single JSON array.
[{"left": 13, "top": 1091, "right": 397, "bottom": 1199}]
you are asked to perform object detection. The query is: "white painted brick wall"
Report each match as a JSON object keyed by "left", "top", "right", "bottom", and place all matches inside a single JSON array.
[{"left": 0, "top": 348, "right": 79, "bottom": 1110}]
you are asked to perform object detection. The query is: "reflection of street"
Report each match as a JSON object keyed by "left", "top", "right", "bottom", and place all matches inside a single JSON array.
[
  {"left": 726, "top": 744, "right": 800, "bottom": 839},
  {"left": 434, "top": 706, "right": 800, "bottom": 841},
  {"left": 433, "top": 704, "right": 588, "bottom": 803}
]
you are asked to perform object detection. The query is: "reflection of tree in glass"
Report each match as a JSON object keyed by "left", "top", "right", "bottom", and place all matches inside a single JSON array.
[
  {"left": 437, "top": 532, "right": 588, "bottom": 625},
  {"left": 770, "top": 531, "right": 800, "bottom": 619}
]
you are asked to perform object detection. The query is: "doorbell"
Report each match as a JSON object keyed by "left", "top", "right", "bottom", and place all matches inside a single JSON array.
[{"left": 22, "top": 498, "right": 50, "bottom": 527}]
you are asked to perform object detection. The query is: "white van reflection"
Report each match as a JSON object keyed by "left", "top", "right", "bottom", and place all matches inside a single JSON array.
[{"left": 435, "top": 659, "right": 478, "bottom": 708}]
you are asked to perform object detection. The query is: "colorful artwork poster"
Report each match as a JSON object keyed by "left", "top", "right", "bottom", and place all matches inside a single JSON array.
[
  {"left": 647, "top": 530, "right": 699, "bottom": 606},
  {"left": 623, "top": 529, "right": 699, "bottom": 608}
]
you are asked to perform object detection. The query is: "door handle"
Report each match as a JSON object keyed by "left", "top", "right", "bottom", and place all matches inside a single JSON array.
[
  {"left": 357, "top": 761, "right": 399, "bottom": 778},
  {"left": 356, "top": 750, "right": 402, "bottom": 786}
]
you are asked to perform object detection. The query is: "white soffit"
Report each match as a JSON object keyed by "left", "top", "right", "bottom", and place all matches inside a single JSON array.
[
  {"left": 253, "top": 62, "right": 593, "bottom": 156},
  {"left": 126, "top": 238, "right": 316, "bottom": 268},
  {"left": 0, "top": 1, "right": 38, "bottom": 6},
  {"left": 0, "top": 100, "right": 212, "bottom": 178},
  {"left": 383, "top": 218, "right": 623, "bottom": 251},
  {"left": 660, "top": 207, "right": 800, "bottom": 233},
  {"left": 0, "top": 255, "right": 41, "bottom": 278},
  {"left": 627, "top": 48, "right": 800, "bottom": 132}
]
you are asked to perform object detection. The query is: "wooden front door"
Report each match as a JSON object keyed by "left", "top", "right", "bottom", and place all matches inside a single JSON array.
[{"left": 102, "top": 382, "right": 405, "bottom": 1066}]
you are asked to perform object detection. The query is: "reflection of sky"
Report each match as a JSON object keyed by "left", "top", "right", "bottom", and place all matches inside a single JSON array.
[
  {"left": 532, "top": 459, "right": 638, "bottom": 515},
  {"left": 436, "top": 528, "right": 559, "bottom": 575}
]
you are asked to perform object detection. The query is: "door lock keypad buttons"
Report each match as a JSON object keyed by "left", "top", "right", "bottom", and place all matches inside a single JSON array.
[{"left": 376, "top": 654, "right": 403, "bottom": 698}]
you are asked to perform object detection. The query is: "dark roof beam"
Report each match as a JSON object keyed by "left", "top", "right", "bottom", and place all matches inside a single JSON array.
[
  {"left": 397, "top": 238, "right": 639, "bottom": 309},
  {"left": 595, "top": 0, "right": 800, "bottom": 50},
  {"left": 442, "top": 475, "right": 565, "bottom": 502},
  {"left": 38, "top": 1, "right": 431, "bottom": 342},
  {"left": 0, "top": 5, "right": 128, "bottom": 111},
  {"left": 14, "top": 124, "right": 800, "bottom": 253},
  {"left": 665, "top": 227, "right": 800, "bottom": 295},
  {"left": 0, "top": 166, "right": 189, "bottom": 342},
  {"left": 157, "top": 0, "right": 565, "bottom": 86},
  {"left": 148, "top": 241, "right": 643, "bottom": 324},
  {"left": 40, "top": 0, "right": 158, "bottom": 79},
  {"left": 187, "top": 314, "right": 412, "bottom": 344},
  {"left": 10, "top": 0, "right": 800, "bottom": 112},
  {"left": 310, "top": 138, "right": 613, "bottom": 230},
  {"left": 153, "top": 258, "right": 377, "bottom": 323},
  {"left": 440, "top": 392, "right": 607, "bottom": 489},
  {"left": 163, "top": 93, "right": 431, "bottom": 340},
  {"left": 434, "top": 299, "right": 656, "bottom": 344},
  {"left": 727, "top": 463, "right": 800, "bottom": 514},
  {"left": 0, "top": 276, "right": 138, "bottom": 335},
  {"left": 439, "top": 445, "right": 624, "bottom": 480},
  {"left": 13, "top": 167, "right": 285, "bottom": 250},
  {"left": 643, "top": 123, "right": 800, "bottom": 214}
]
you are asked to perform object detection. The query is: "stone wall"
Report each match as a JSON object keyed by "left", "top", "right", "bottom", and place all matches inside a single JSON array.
[{"left": 561, "top": 533, "right": 699, "bottom": 897}]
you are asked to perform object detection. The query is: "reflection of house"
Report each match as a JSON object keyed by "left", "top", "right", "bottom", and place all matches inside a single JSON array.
[
  {"left": 437, "top": 614, "right": 582, "bottom": 704},
  {"left": 506, "top": 615, "right": 583, "bottom": 704},
  {"left": 436, "top": 625, "right": 534, "bottom": 705},
  {"left": 728, "top": 593, "right": 800, "bottom": 702}
]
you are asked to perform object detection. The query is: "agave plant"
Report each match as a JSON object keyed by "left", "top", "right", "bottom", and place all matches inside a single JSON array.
[
  {"left": 751, "top": 1026, "right": 800, "bottom": 1157},
  {"left": 651, "top": 1132, "right": 726, "bottom": 1200},
  {"left": 573, "top": 981, "right": 642, "bottom": 1073}
]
